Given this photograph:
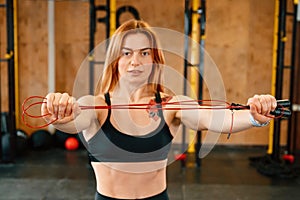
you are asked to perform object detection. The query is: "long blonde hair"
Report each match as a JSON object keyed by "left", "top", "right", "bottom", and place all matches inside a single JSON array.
[{"left": 95, "top": 20, "right": 165, "bottom": 95}]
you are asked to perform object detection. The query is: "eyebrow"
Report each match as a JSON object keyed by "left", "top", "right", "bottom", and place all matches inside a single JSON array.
[{"left": 121, "top": 47, "right": 152, "bottom": 51}]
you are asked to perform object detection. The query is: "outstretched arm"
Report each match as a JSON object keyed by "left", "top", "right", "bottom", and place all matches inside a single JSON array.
[{"left": 174, "top": 94, "right": 277, "bottom": 133}]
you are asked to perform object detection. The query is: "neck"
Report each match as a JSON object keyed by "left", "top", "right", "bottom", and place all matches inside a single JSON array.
[{"left": 113, "top": 81, "right": 155, "bottom": 103}]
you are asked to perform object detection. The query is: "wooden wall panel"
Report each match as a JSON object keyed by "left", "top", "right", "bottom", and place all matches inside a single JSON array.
[
  {"left": 0, "top": 3, "right": 8, "bottom": 113},
  {"left": 205, "top": 0, "right": 275, "bottom": 145},
  {"left": 55, "top": 2, "right": 89, "bottom": 94},
  {"left": 18, "top": 1, "right": 48, "bottom": 133}
]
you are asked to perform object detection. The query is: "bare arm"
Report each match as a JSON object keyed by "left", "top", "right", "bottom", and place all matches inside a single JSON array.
[
  {"left": 174, "top": 94, "right": 277, "bottom": 133},
  {"left": 41, "top": 93, "right": 98, "bottom": 134}
]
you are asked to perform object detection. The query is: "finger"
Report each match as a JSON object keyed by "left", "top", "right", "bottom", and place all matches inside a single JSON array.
[
  {"left": 52, "top": 93, "right": 62, "bottom": 117},
  {"left": 58, "top": 93, "right": 70, "bottom": 119},
  {"left": 41, "top": 102, "right": 56, "bottom": 123},
  {"left": 266, "top": 95, "right": 276, "bottom": 114},
  {"left": 41, "top": 100, "right": 50, "bottom": 116},
  {"left": 259, "top": 95, "right": 269, "bottom": 115},
  {"left": 256, "top": 95, "right": 264, "bottom": 114},
  {"left": 269, "top": 94, "right": 277, "bottom": 111},
  {"left": 65, "top": 97, "right": 76, "bottom": 117},
  {"left": 46, "top": 93, "right": 58, "bottom": 115},
  {"left": 41, "top": 96, "right": 47, "bottom": 115},
  {"left": 247, "top": 95, "right": 261, "bottom": 114},
  {"left": 261, "top": 94, "right": 277, "bottom": 116},
  {"left": 56, "top": 115, "right": 74, "bottom": 124}
]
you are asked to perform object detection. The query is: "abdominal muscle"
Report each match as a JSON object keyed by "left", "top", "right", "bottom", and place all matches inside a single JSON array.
[{"left": 91, "top": 160, "right": 168, "bottom": 199}]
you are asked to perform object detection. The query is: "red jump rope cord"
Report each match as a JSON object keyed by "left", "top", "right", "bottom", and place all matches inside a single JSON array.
[{"left": 21, "top": 96, "right": 285, "bottom": 131}]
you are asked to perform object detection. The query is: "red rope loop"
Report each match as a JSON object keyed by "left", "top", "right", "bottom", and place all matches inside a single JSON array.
[{"left": 22, "top": 96, "right": 58, "bottom": 129}]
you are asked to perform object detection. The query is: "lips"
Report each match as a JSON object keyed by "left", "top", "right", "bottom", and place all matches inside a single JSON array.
[{"left": 127, "top": 69, "right": 143, "bottom": 75}]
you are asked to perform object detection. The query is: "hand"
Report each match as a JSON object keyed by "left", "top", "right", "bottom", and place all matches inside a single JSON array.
[
  {"left": 247, "top": 94, "right": 277, "bottom": 124},
  {"left": 41, "top": 93, "right": 81, "bottom": 124}
]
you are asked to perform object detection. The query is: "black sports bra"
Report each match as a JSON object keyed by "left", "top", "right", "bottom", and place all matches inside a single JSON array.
[{"left": 81, "top": 92, "right": 173, "bottom": 162}]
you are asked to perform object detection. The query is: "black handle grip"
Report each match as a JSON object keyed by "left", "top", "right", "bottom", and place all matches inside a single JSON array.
[
  {"left": 270, "top": 109, "right": 291, "bottom": 118},
  {"left": 276, "top": 99, "right": 290, "bottom": 108},
  {"left": 231, "top": 100, "right": 291, "bottom": 118},
  {"left": 272, "top": 100, "right": 291, "bottom": 118}
]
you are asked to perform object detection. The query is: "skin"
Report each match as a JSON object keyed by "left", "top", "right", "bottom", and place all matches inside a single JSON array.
[{"left": 41, "top": 33, "right": 277, "bottom": 199}]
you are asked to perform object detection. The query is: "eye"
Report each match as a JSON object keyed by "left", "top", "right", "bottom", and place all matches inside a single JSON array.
[
  {"left": 122, "top": 51, "right": 132, "bottom": 57},
  {"left": 141, "top": 51, "right": 151, "bottom": 57}
]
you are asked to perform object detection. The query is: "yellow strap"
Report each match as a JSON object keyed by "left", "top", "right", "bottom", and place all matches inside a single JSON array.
[{"left": 110, "top": 0, "right": 116, "bottom": 36}]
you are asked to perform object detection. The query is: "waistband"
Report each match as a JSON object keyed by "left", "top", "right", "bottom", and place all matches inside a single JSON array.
[{"left": 95, "top": 189, "right": 169, "bottom": 200}]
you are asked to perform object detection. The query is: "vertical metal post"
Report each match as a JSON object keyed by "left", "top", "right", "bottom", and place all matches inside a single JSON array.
[
  {"left": 293, "top": 23, "right": 300, "bottom": 152},
  {"left": 106, "top": 0, "right": 111, "bottom": 39},
  {"left": 89, "top": 0, "right": 96, "bottom": 95},
  {"left": 181, "top": 0, "right": 190, "bottom": 168},
  {"left": 195, "top": 0, "right": 206, "bottom": 167},
  {"left": 89, "top": 0, "right": 110, "bottom": 95},
  {"left": 183, "top": 0, "right": 190, "bottom": 95},
  {"left": 0, "top": 36, "right": 2, "bottom": 161},
  {"left": 273, "top": 0, "right": 287, "bottom": 161},
  {"left": 5, "top": 0, "right": 16, "bottom": 162},
  {"left": 287, "top": 1, "right": 298, "bottom": 155}
]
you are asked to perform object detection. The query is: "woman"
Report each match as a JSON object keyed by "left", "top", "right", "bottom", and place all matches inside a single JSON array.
[{"left": 41, "top": 20, "right": 277, "bottom": 200}]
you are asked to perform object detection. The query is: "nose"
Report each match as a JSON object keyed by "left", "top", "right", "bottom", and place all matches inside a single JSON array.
[{"left": 130, "top": 52, "right": 141, "bottom": 67}]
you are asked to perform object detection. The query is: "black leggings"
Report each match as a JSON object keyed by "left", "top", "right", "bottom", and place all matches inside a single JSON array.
[{"left": 94, "top": 189, "right": 169, "bottom": 200}]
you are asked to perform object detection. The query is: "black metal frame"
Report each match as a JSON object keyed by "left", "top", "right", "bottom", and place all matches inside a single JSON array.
[
  {"left": 89, "top": 0, "right": 110, "bottom": 94},
  {"left": 182, "top": 0, "right": 206, "bottom": 168},
  {"left": 287, "top": 0, "right": 298, "bottom": 157},
  {"left": 273, "top": 0, "right": 298, "bottom": 161},
  {"left": 0, "top": 0, "right": 16, "bottom": 163}
]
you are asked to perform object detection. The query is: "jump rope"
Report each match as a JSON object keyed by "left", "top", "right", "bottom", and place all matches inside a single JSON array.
[{"left": 22, "top": 96, "right": 291, "bottom": 139}]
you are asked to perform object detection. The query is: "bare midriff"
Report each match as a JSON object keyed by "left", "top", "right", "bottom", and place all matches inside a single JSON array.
[{"left": 91, "top": 160, "right": 167, "bottom": 199}]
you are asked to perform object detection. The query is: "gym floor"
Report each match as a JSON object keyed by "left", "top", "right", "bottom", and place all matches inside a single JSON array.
[{"left": 0, "top": 146, "right": 299, "bottom": 200}]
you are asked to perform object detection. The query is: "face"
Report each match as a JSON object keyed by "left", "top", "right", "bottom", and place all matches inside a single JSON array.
[{"left": 118, "top": 33, "right": 153, "bottom": 85}]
